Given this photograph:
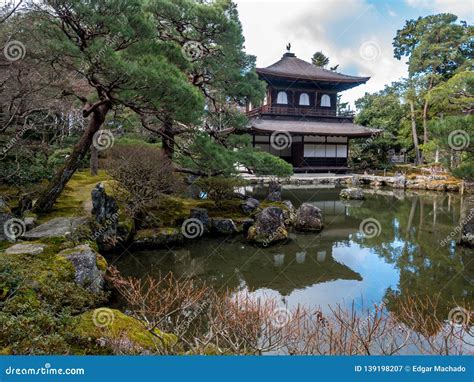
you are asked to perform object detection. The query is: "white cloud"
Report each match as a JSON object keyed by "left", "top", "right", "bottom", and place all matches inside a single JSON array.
[
  {"left": 235, "top": 0, "right": 408, "bottom": 107},
  {"left": 405, "top": 0, "right": 474, "bottom": 19}
]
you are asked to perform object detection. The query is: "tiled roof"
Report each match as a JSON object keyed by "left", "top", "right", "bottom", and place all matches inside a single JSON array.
[
  {"left": 250, "top": 118, "right": 379, "bottom": 137},
  {"left": 257, "top": 53, "right": 370, "bottom": 84}
]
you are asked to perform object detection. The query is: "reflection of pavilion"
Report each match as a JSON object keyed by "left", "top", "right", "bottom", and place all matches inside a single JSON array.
[{"left": 178, "top": 240, "right": 363, "bottom": 296}]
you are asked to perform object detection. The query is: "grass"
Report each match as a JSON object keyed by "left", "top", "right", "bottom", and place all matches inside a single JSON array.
[{"left": 38, "top": 170, "right": 111, "bottom": 223}]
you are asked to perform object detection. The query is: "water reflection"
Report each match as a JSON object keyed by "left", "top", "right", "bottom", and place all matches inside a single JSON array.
[{"left": 116, "top": 187, "right": 473, "bottom": 331}]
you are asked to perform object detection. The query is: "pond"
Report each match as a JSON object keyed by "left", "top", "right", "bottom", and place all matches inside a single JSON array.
[{"left": 114, "top": 186, "right": 473, "bottom": 324}]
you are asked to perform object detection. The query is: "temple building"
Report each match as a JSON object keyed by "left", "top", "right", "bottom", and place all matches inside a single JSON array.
[{"left": 246, "top": 50, "right": 378, "bottom": 173}]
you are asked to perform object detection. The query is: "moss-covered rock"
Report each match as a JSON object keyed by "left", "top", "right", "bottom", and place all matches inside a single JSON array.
[
  {"left": 247, "top": 206, "right": 288, "bottom": 246},
  {"left": 73, "top": 308, "right": 178, "bottom": 354},
  {"left": 132, "top": 227, "right": 184, "bottom": 249}
]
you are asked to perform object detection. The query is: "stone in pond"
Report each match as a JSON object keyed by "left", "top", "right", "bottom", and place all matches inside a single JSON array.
[
  {"left": 339, "top": 188, "right": 365, "bottom": 200},
  {"left": 295, "top": 203, "right": 323, "bottom": 232},
  {"left": 247, "top": 206, "right": 287, "bottom": 246},
  {"left": 211, "top": 218, "right": 238, "bottom": 235}
]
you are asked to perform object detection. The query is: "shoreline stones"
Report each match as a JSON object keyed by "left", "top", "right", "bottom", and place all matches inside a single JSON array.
[
  {"left": 242, "top": 197, "right": 260, "bottom": 214},
  {"left": 340, "top": 188, "right": 365, "bottom": 200},
  {"left": 295, "top": 203, "right": 323, "bottom": 232},
  {"left": 247, "top": 206, "right": 288, "bottom": 246},
  {"left": 211, "top": 218, "right": 238, "bottom": 235}
]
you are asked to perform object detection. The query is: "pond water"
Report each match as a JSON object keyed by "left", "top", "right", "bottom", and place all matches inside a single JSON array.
[{"left": 115, "top": 187, "right": 473, "bottom": 323}]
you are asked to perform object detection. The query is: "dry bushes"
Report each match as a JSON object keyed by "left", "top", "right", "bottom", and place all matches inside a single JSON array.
[
  {"left": 107, "top": 267, "right": 473, "bottom": 355},
  {"left": 104, "top": 145, "right": 183, "bottom": 217}
]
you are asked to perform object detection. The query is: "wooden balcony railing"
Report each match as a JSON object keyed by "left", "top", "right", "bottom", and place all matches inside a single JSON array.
[{"left": 246, "top": 105, "right": 355, "bottom": 119}]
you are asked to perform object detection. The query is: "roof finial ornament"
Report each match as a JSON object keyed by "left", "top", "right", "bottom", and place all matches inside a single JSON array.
[{"left": 286, "top": 42, "right": 291, "bottom": 52}]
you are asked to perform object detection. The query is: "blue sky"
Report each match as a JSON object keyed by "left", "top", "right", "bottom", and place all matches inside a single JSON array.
[{"left": 235, "top": 0, "right": 473, "bottom": 107}]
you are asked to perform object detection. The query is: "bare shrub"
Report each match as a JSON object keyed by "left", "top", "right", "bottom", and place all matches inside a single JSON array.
[
  {"left": 104, "top": 145, "right": 183, "bottom": 218},
  {"left": 107, "top": 267, "right": 473, "bottom": 355}
]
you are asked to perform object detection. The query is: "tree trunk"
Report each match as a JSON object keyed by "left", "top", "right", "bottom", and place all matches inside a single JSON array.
[
  {"left": 421, "top": 77, "right": 433, "bottom": 161},
  {"left": 90, "top": 143, "right": 98, "bottom": 176},
  {"left": 34, "top": 104, "right": 110, "bottom": 213},
  {"left": 408, "top": 100, "right": 421, "bottom": 165},
  {"left": 161, "top": 117, "right": 175, "bottom": 159}
]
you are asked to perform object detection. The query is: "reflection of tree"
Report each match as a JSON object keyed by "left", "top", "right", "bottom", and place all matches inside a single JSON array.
[{"left": 349, "top": 191, "right": 473, "bottom": 332}]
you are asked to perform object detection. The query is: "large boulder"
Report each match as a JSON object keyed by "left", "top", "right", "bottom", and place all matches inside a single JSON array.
[
  {"left": 460, "top": 208, "right": 474, "bottom": 247},
  {"left": 189, "top": 208, "right": 210, "bottom": 233},
  {"left": 266, "top": 180, "right": 282, "bottom": 202},
  {"left": 247, "top": 206, "right": 288, "bottom": 246},
  {"left": 57, "top": 244, "right": 106, "bottom": 294},
  {"left": 22, "top": 217, "right": 88, "bottom": 240},
  {"left": 211, "top": 218, "right": 238, "bottom": 235},
  {"left": 339, "top": 188, "right": 365, "bottom": 200},
  {"left": 241, "top": 197, "right": 260, "bottom": 214},
  {"left": 282, "top": 200, "right": 297, "bottom": 225},
  {"left": 91, "top": 183, "right": 132, "bottom": 252},
  {"left": 295, "top": 203, "right": 323, "bottom": 232},
  {"left": 73, "top": 308, "right": 178, "bottom": 354},
  {"left": 91, "top": 183, "right": 118, "bottom": 224}
]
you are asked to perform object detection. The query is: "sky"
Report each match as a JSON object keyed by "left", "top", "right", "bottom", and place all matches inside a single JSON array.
[{"left": 235, "top": 0, "right": 473, "bottom": 108}]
